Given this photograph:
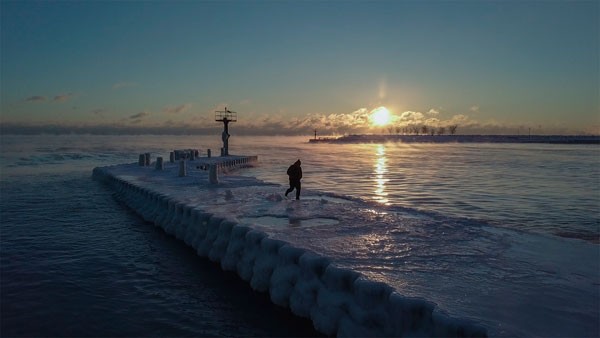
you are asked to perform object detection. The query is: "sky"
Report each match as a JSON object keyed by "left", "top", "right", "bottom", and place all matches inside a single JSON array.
[{"left": 1, "top": 0, "right": 598, "bottom": 135}]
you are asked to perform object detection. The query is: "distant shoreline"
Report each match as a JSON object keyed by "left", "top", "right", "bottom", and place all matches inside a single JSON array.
[{"left": 308, "top": 134, "right": 600, "bottom": 144}]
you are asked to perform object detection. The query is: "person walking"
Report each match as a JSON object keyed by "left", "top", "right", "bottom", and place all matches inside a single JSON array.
[{"left": 285, "top": 159, "right": 302, "bottom": 200}]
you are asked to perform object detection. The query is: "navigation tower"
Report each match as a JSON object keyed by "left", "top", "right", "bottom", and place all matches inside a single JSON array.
[{"left": 215, "top": 107, "right": 237, "bottom": 156}]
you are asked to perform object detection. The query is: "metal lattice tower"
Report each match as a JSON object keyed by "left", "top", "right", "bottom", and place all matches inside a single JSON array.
[{"left": 215, "top": 107, "right": 237, "bottom": 156}]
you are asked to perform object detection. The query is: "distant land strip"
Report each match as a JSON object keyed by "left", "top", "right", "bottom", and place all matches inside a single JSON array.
[{"left": 309, "top": 135, "right": 600, "bottom": 144}]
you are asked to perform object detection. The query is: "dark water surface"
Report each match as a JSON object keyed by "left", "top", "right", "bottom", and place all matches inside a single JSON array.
[
  {"left": 1, "top": 174, "right": 320, "bottom": 337},
  {"left": 1, "top": 135, "right": 598, "bottom": 337}
]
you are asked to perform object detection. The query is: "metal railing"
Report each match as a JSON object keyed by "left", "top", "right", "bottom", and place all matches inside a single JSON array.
[{"left": 215, "top": 110, "right": 237, "bottom": 122}]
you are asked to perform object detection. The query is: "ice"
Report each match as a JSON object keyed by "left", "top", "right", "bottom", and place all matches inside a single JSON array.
[
  {"left": 93, "top": 162, "right": 489, "bottom": 337},
  {"left": 240, "top": 216, "right": 340, "bottom": 227}
]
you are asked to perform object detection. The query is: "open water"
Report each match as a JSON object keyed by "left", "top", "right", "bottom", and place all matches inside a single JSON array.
[{"left": 1, "top": 134, "right": 598, "bottom": 337}]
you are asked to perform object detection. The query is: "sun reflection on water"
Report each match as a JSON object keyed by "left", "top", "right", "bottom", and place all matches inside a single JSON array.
[{"left": 373, "top": 144, "right": 389, "bottom": 205}]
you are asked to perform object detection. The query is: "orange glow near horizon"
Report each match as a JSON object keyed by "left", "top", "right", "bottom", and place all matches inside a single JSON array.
[{"left": 370, "top": 107, "right": 392, "bottom": 127}]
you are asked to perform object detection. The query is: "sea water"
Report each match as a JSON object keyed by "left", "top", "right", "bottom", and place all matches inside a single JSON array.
[
  {"left": 1, "top": 134, "right": 598, "bottom": 337},
  {"left": 0, "top": 135, "right": 320, "bottom": 337}
]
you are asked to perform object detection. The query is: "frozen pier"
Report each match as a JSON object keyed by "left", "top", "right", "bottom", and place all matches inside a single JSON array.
[{"left": 92, "top": 154, "right": 487, "bottom": 337}]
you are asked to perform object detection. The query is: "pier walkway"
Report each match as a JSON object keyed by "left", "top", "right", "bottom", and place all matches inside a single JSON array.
[{"left": 92, "top": 152, "right": 487, "bottom": 338}]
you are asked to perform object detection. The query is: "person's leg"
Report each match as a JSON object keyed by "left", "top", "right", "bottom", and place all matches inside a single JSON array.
[
  {"left": 285, "top": 181, "right": 294, "bottom": 197},
  {"left": 295, "top": 181, "right": 301, "bottom": 200}
]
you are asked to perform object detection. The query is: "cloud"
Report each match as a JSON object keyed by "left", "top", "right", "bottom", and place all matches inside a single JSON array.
[
  {"left": 425, "top": 117, "right": 441, "bottom": 126},
  {"left": 163, "top": 103, "right": 192, "bottom": 114},
  {"left": 129, "top": 112, "right": 149, "bottom": 120},
  {"left": 25, "top": 94, "right": 74, "bottom": 103},
  {"left": 448, "top": 114, "right": 470, "bottom": 125},
  {"left": 190, "top": 114, "right": 212, "bottom": 124},
  {"left": 12, "top": 105, "right": 478, "bottom": 135},
  {"left": 470, "top": 105, "right": 480, "bottom": 113},
  {"left": 53, "top": 93, "right": 73, "bottom": 102},
  {"left": 25, "top": 95, "right": 47, "bottom": 102},
  {"left": 398, "top": 111, "right": 425, "bottom": 124},
  {"left": 238, "top": 107, "right": 377, "bottom": 136},
  {"left": 226, "top": 106, "right": 466, "bottom": 136},
  {"left": 293, "top": 108, "right": 371, "bottom": 133},
  {"left": 1, "top": 114, "right": 594, "bottom": 136},
  {"left": 128, "top": 111, "right": 150, "bottom": 124},
  {"left": 112, "top": 82, "right": 137, "bottom": 90}
]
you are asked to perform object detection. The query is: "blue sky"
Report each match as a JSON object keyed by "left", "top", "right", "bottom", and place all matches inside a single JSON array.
[{"left": 1, "top": 1, "right": 598, "bottom": 134}]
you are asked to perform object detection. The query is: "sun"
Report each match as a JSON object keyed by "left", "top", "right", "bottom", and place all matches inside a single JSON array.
[{"left": 370, "top": 107, "right": 392, "bottom": 127}]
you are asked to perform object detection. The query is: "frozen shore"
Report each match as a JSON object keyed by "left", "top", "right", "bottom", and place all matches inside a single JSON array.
[{"left": 92, "top": 156, "right": 487, "bottom": 337}]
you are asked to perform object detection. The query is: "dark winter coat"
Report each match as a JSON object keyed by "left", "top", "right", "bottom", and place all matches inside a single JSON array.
[{"left": 287, "top": 162, "right": 302, "bottom": 182}]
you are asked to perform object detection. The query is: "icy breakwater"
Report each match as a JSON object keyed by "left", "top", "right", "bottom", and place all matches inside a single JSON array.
[{"left": 92, "top": 159, "right": 487, "bottom": 337}]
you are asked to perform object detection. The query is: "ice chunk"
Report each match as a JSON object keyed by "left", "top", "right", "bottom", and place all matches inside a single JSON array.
[
  {"left": 250, "top": 238, "right": 287, "bottom": 292},
  {"left": 310, "top": 300, "right": 347, "bottom": 336},
  {"left": 323, "top": 265, "right": 361, "bottom": 292},
  {"left": 353, "top": 277, "right": 394, "bottom": 309},
  {"left": 387, "top": 292, "right": 435, "bottom": 336},
  {"left": 200, "top": 216, "right": 224, "bottom": 260},
  {"left": 221, "top": 225, "right": 251, "bottom": 272},
  {"left": 269, "top": 245, "right": 305, "bottom": 307},
  {"left": 266, "top": 193, "right": 283, "bottom": 202},
  {"left": 237, "top": 230, "right": 266, "bottom": 282},
  {"left": 209, "top": 220, "right": 234, "bottom": 262},
  {"left": 299, "top": 251, "right": 331, "bottom": 279},
  {"left": 289, "top": 273, "right": 320, "bottom": 318}
]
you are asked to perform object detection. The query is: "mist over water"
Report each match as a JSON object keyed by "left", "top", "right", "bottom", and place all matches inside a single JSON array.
[
  {"left": 2, "top": 134, "right": 597, "bottom": 242},
  {"left": 234, "top": 137, "right": 600, "bottom": 242},
  {"left": 1, "top": 134, "right": 598, "bottom": 337}
]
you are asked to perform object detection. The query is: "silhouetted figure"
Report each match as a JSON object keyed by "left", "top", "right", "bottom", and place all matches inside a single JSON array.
[{"left": 285, "top": 159, "right": 302, "bottom": 200}]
